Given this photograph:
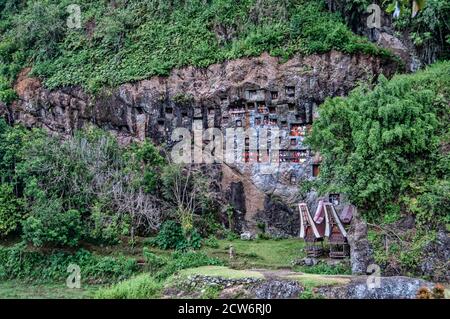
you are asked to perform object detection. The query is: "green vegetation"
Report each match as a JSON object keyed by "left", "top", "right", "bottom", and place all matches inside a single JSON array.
[
  {"left": 367, "top": 228, "right": 438, "bottom": 278},
  {"left": 202, "top": 238, "right": 305, "bottom": 269},
  {"left": 0, "top": 123, "right": 170, "bottom": 247},
  {"left": 95, "top": 273, "right": 163, "bottom": 299},
  {"left": 391, "top": 0, "right": 450, "bottom": 60},
  {"left": 0, "top": 0, "right": 448, "bottom": 300},
  {"left": 0, "top": 243, "right": 138, "bottom": 283},
  {"left": 307, "top": 61, "right": 450, "bottom": 228},
  {"left": 149, "top": 219, "right": 202, "bottom": 251},
  {"left": 179, "top": 266, "right": 264, "bottom": 279},
  {"left": 307, "top": 61, "right": 449, "bottom": 281},
  {"left": 0, "top": 0, "right": 392, "bottom": 98},
  {"left": 95, "top": 251, "right": 223, "bottom": 299},
  {"left": 294, "top": 261, "right": 351, "bottom": 275},
  {"left": 0, "top": 281, "right": 97, "bottom": 299}
]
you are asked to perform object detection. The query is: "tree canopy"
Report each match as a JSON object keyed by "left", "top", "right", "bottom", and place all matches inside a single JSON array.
[{"left": 307, "top": 61, "right": 450, "bottom": 227}]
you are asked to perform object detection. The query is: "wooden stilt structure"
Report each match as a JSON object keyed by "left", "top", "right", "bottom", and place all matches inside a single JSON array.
[
  {"left": 323, "top": 202, "right": 349, "bottom": 258},
  {"left": 298, "top": 203, "right": 325, "bottom": 257}
]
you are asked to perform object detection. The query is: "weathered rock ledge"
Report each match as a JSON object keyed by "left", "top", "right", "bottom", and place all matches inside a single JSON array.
[{"left": 1, "top": 51, "right": 398, "bottom": 234}]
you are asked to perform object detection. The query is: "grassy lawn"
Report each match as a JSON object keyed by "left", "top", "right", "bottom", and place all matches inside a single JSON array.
[
  {"left": 177, "top": 265, "right": 350, "bottom": 288},
  {"left": 0, "top": 281, "right": 99, "bottom": 299},
  {"left": 0, "top": 238, "right": 311, "bottom": 299},
  {"left": 284, "top": 273, "right": 350, "bottom": 289},
  {"left": 201, "top": 239, "right": 305, "bottom": 269}
]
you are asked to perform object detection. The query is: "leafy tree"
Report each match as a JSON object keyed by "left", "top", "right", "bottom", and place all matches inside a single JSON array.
[
  {"left": 0, "top": 183, "right": 24, "bottom": 236},
  {"left": 0, "top": 124, "right": 165, "bottom": 246},
  {"left": 0, "top": 119, "right": 26, "bottom": 236},
  {"left": 13, "top": 1, "right": 66, "bottom": 60},
  {"left": 307, "top": 61, "right": 449, "bottom": 227},
  {"left": 22, "top": 199, "right": 83, "bottom": 247}
]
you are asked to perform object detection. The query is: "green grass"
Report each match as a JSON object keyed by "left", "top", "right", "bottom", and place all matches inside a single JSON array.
[
  {"left": 0, "top": 280, "right": 98, "bottom": 299},
  {"left": 285, "top": 273, "right": 350, "bottom": 289},
  {"left": 0, "top": 239, "right": 347, "bottom": 299},
  {"left": 201, "top": 238, "right": 305, "bottom": 269},
  {"left": 179, "top": 266, "right": 264, "bottom": 279}
]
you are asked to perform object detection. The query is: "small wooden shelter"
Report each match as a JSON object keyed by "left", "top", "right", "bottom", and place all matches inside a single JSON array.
[
  {"left": 298, "top": 202, "right": 325, "bottom": 257},
  {"left": 323, "top": 202, "right": 350, "bottom": 258}
]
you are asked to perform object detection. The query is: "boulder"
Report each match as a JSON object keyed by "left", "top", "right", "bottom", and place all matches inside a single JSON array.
[
  {"left": 252, "top": 280, "right": 303, "bottom": 299},
  {"left": 347, "top": 208, "right": 374, "bottom": 275},
  {"left": 318, "top": 276, "right": 434, "bottom": 299},
  {"left": 240, "top": 231, "right": 255, "bottom": 240}
]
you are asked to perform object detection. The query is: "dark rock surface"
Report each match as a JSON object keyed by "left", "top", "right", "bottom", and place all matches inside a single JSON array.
[
  {"left": 255, "top": 196, "right": 299, "bottom": 237},
  {"left": 419, "top": 229, "right": 450, "bottom": 283},
  {"left": 251, "top": 280, "right": 303, "bottom": 299},
  {"left": 347, "top": 208, "right": 374, "bottom": 275},
  {"left": 318, "top": 276, "right": 434, "bottom": 299}
]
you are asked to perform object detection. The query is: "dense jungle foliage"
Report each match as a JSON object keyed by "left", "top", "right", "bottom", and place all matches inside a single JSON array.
[
  {"left": 0, "top": 122, "right": 222, "bottom": 248},
  {"left": 0, "top": 0, "right": 398, "bottom": 96},
  {"left": 307, "top": 61, "right": 450, "bottom": 229}
]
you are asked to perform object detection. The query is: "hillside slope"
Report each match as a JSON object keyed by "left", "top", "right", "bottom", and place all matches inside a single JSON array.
[{"left": 0, "top": 0, "right": 392, "bottom": 96}]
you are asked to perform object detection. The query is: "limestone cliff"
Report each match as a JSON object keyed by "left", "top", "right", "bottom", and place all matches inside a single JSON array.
[{"left": 5, "top": 51, "right": 397, "bottom": 234}]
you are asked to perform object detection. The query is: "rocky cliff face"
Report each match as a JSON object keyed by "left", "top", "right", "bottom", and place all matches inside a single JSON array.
[
  {"left": 5, "top": 51, "right": 397, "bottom": 234},
  {"left": 327, "top": 0, "right": 440, "bottom": 72}
]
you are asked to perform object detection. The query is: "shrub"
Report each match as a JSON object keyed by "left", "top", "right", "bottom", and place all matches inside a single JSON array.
[
  {"left": 151, "top": 220, "right": 185, "bottom": 250},
  {"left": 225, "top": 230, "right": 239, "bottom": 241},
  {"left": 416, "top": 286, "right": 432, "bottom": 299},
  {"left": 87, "top": 201, "right": 130, "bottom": 245},
  {"left": 143, "top": 248, "right": 167, "bottom": 273},
  {"left": 0, "top": 76, "right": 16, "bottom": 104},
  {"left": 21, "top": 199, "right": 83, "bottom": 247},
  {"left": 296, "top": 261, "right": 351, "bottom": 275},
  {"left": 203, "top": 235, "right": 220, "bottom": 249},
  {"left": 0, "top": 183, "right": 24, "bottom": 236},
  {"left": 177, "top": 229, "right": 203, "bottom": 251},
  {"left": 201, "top": 285, "right": 222, "bottom": 299},
  {"left": 95, "top": 273, "right": 163, "bottom": 299},
  {"left": 150, "top": 220, "right": 203, "bottom": 251},
  {"left": 0, "top": 243, "right": 138, "bottom": 283},
  {"left": 399, "top": 231, "right": 436, "bottom": 270}
]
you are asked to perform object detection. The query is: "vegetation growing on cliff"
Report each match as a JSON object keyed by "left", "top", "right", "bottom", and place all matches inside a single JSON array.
[
  {"left": 391, "top": 0, "right": 450, "bottom": 62},
  {"left": 0, "top": 125, "right": 161, "bottom": 245},
  {"left": 0, "top": 121, "right": 223, "bottom": 252},
  {"left": 307, "top": 61, "right": 450, "bottom": 228},
  {"left": 0, "top": 0, "right": 393, "bottom": 96}
]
